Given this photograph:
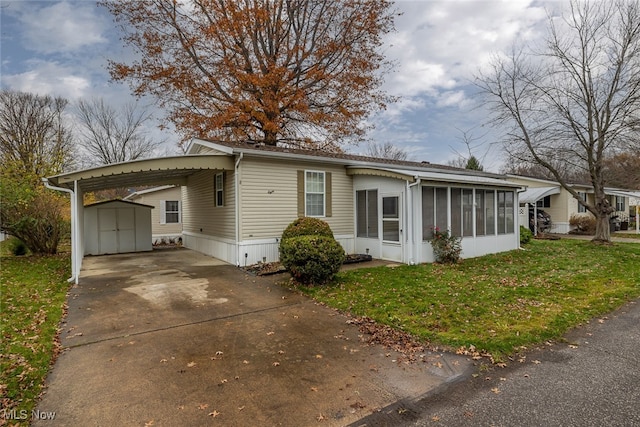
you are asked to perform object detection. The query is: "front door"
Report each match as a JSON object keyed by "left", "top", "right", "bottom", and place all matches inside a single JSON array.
[{"left": 381, "top": 194, "right": 402, "bottom": 262}]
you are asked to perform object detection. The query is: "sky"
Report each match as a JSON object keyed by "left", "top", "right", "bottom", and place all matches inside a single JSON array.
[{"left": 0, "top": 0, "right": 561, "bottom": 172}]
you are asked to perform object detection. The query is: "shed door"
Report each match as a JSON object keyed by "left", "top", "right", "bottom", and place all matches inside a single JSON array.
[{"left": 98, "top": 208, "right": 136, "bottom": 254}]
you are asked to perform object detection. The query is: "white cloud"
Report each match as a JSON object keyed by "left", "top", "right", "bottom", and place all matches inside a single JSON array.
[
  {"left": 2, "top": 61, "right": 90, "bottom": 99},
  {"left": 15, "top": 1, "right": 108, "bottom": 54}
]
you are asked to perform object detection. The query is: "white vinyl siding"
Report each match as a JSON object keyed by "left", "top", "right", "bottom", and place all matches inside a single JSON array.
[
  {"left": 239, "top": 158, "right": 352, "bottom": 240},
  {"left": 127, "top": 186, "right": 183, "bottom": 236},
  {"left": 183, "top": 169, "right": 235, "bottom": 239}
]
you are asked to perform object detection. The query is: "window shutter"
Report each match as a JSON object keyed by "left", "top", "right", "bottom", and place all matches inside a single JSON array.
[
  {"left": 297, "top": 170, "right": 305, "bottom": 217},
  {"left": 325, "top": 172, "right": 332, "bottom": 217},
  {"left": 160, "top": 200, "right": 166, "bottom": 224},
  {"left": 177, "top": 200, "right": 182, "bottom": 224},
  {"left": 221, "top": 171, "right": 225, "bottom": 207}
]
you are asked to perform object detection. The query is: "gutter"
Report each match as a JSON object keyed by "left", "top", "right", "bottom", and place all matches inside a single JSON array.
[
  {"left": 406, "top": 178, "right": 422, "bottom": 264},
  {"left": 42, "top": 178, "right": 79, "bottom": 284}
]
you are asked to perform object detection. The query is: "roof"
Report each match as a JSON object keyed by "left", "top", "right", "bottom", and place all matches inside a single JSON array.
[
  {"left": 520, "top": 186, "right": 561, "bottom": 204},
  {"left": 347, "top": 166, "right": 522, "bottom": 187},
  {"left": 46, "top": 155, "right": 234, "bottom": 191},
  {"left": 188, "top": 138, "right": 511, "bottom": 181},
  {"left": 84, "top": 199, "right": 154, "bottom": 209}
]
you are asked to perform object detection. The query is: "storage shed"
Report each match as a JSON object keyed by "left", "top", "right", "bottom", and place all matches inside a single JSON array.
[{"left": 84, "top": 200, "right": 154, "bottom": 255}]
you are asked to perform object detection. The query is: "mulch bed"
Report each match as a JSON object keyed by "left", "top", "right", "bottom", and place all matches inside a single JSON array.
[{"left": 243, "top": 253, "right": 373, "bottom": 276}]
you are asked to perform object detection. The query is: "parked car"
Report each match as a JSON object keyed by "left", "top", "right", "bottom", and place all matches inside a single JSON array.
[{"left": 529, "top": 208, "right": 552, "bottom": 234}]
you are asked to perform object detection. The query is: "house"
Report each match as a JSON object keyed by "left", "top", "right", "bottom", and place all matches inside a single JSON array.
[
  {"left": 44, "top": 138, "right": 522, "bottom": 283},
  {"left": 506, "top": 175, "right": 636, "bottom": 234},
  {"left": 124, "top": 185, "right": 183, "bottom": 244}
]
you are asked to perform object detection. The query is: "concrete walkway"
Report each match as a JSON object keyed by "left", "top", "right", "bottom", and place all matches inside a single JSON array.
[{"left": 34, "top": 249, "right": 471, "bottom": 427}]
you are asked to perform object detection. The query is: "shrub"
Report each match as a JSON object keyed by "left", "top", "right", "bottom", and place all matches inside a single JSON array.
[
  {"left": 280, "top": 235, "right": 346, "bottom": 285},
  {"left": 281, "top": 217, "right": 334, "bottom": 240},
  {"left": 429, "top": 228, "right": 462, "bottom": 264},
  {"left": 7, "top": 237, "right": 28, "bottom": 256},
  {"left": 520, "top": 226, "right": 533, "bottom": 245},
  {"left": 569, "top": 213, "right": 596, "bottom": 234}
]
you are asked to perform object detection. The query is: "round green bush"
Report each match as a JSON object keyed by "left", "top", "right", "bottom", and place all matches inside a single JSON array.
[
  {"left": 279, "top": 235, "right": 346, "bottom": 285},
  {"left": 520, "top": 226, "right": 533, "bottom": 245},
  {"left": 281, "top": 217, "right": 334, "bottom": 240}
]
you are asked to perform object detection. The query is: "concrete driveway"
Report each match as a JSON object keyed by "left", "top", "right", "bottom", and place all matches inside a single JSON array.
[{"left": 34, "top": 248, "right": 471, "bottom": 427}]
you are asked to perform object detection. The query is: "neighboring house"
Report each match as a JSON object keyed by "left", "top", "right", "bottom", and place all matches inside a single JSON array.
[
  {"left": 507, "top": 175, "right": 636, "bottom": 234},
  {"left": 124, "top": 185, "right": 183, "bottom": 244},
  {"left": 44, "top": 138, "right": 522, "bottom": 283}
]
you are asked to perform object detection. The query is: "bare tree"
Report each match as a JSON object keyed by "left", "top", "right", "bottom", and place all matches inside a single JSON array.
[
  {"left": 476, "top": 0, "right": 640, "bottom": 242},
  {"left": 0, "top": 90, "right": 74, "bottom": 176},
  {"left": 448, "top": 126, "right": 487, "bottom": 171},
  {"left": 364, "top": 141, "right": 408, "bottom": 161},
  {"left": 75, "top": 98, "right": 160, "bottom": 166}
]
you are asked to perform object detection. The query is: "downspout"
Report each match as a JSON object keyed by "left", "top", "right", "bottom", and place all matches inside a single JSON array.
[
  {"left": 407, "top": 177, "right": 422, "bottom": 265},
  {"left": 234, "top": 152, "right": 243, "bottom": 267},
  {"left": 516, "top": 186, "right": 527, "bottom": 249},
  {"left": 42, "top": 178, "right": 79, "bottom": 284}
]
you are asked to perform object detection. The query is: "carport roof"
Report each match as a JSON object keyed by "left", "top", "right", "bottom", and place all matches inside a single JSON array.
[
  {"left": 520, "top": 186, "right": 561, "bottom": 204},
  {"left": 46, "top": 155, "right": 234, "bottom": 192}
]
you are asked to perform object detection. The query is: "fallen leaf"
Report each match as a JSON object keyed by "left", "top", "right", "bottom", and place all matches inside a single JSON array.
[
  {"left": 431, "top": 415, "right": 440, "bottom": 422},
  {"left": 187, "top": 361, "right": 196, "bottom": 368},
  {"left": 220, "top": 379, "right": 228, "bottom": 384},
  {"left": 315, "top": 354, "right": 323, "bottom": 359},
  {"left": 491, "top": 387, "right": 500, "bottom": 394},
  {"left": 216, "top": 351, "right": 223, "bottom": 356},
  {"left": 316, "top": 413, "right": 327, "bottom": 421},
  {"left": 197, "top": 404, "right": 209, "bottom": 410},
  {"left": 532, "top": 360, "right": 541, "bottom": 365},
  {"left": 242, "top": 360, "right": 249, "bottom": 364},
  {"left": 278, "top": 350, "right": 285, "bottom": 355},
  {"left": 160, "top": 359, "right": 167, "bottom": 363},
  {"left": 209, "top": 410, "right": 220, "bottom": 417},
  {"left": 238, "top": 406, "right": 245, "bottom": 411},
  {"left": 310, "top": 387, "right": 318, "bottom": 392},
  {"left": 272, "top": 361, "right": 280, "bottom": 367},
  {"left": 267, "top": 331, "right": 275, "bottom": 336},
  {"left": 144, "top": 421, "right": 154, "bottom": 426},
  {"left": 177, "top": 405, "right": 185, "bottom": 410}
]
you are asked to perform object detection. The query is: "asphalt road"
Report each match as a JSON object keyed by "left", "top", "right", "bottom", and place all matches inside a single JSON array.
[{"left": 352, "top": 299, "right": 640, "bottom": 427}]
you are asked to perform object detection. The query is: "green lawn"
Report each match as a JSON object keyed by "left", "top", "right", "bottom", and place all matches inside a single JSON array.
[
  {"left": 0, "top": 251, "right": 71, "bottom": 426},
  {"left": 295, "top": 239, "right": 640, "bottom": 361}
]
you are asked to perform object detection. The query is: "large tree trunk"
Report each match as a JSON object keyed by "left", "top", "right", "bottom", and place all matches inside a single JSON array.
[
  {"left": 593, "top": 213, "right": 611, "bottom": 242},
  {"left": 592, "top": 193, "right": 614, "bottom": 243}
]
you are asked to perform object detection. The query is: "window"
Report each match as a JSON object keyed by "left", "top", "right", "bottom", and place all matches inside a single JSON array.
[
  {"left": 497, "top": 190, "right": 515, "bottom": 234},
  {"left": 536, "top": 195, "right": 551, "bottom": 208},
  {"left": 451, "top": 188, "right": 462, "bottom": 237},
  {"left": 577, "top": 192, "right": 587, "bottom": 213},
  {"left": 382, "top": 196, "right": 400, "bottom": 242},
  {"left": 485, "top": 190, "right": 495, "bottom": 235},
  {"left": 164, "top": 201, "right": 180, "bottom": 224},
  {"left": 305, "top": 171, "right": 325, "bottom": 216},
  {"left": 615, "top": 196, "right": 625, "bottom": 212},
  {"left": 215, "top": 173, "right": 224, "bottom": 207},
  {"left": 422, "top": 186, "right": 447, "bottom": 240},
  {"left": 463, "top": 189, "right": 473, "bottom": 237},
  {"left": 356, "top": 190, "right": 378, "bottom": 238},
  {"left": 475, "top": 190, "right": 485, "bottom": 236}
]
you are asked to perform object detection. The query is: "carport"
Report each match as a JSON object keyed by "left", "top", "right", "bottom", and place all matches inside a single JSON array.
[
  {"left": 519, "top": 186, "right": 561, "bottom": 235},
  {"left": 44, "top": 155, "right": 234, "bottom": 284}
]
